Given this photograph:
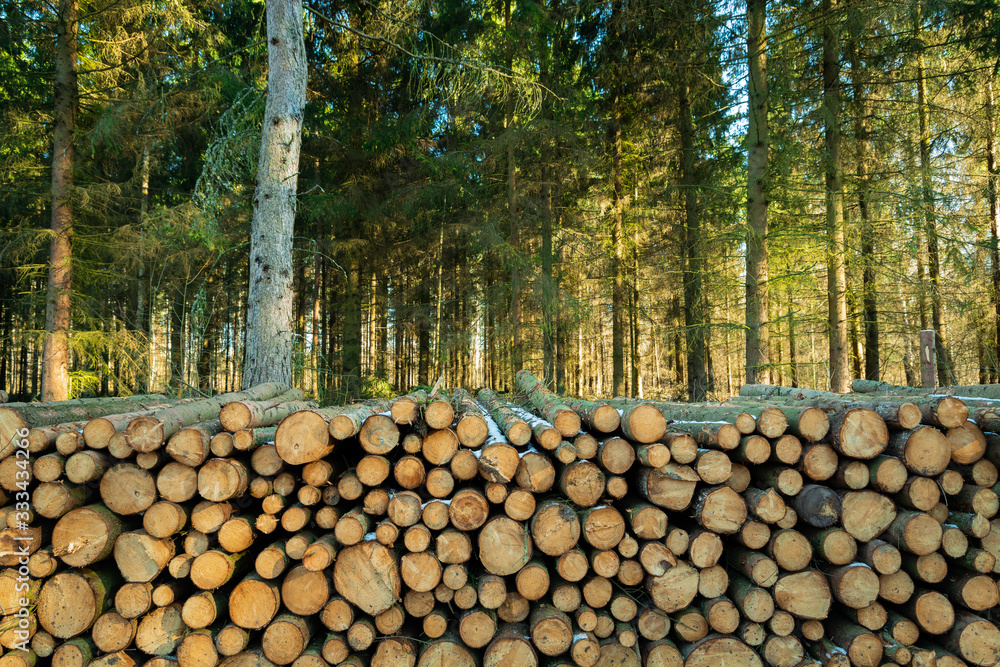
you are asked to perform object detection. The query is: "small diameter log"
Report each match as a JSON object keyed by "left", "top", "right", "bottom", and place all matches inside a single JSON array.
[
  {"left": 125, "top": 384, "right": 288, "bottom": 452},
  {"left": 477, "top": 389, "right": 532, "bottom": 446},
  {"left": 190, "top": 549, "right": 246, "bottom": 590},
  {"left": 219, "top": 390, "right": 308, "bottom": 431},
  {"left": 560, "top": 396, "right": 622, "bottom": 434},
  {"left": 515, "top": 369, "right": 582, "bottom": 437}
]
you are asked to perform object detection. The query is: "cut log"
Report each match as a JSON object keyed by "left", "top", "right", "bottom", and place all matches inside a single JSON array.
[
  {"left": 515, "top": 370, "right": 582, "bottom": 437},
  {"left": 125, "top": 384, "right": 288, "bottom": 452},
  {"left": 100, "top": 463, "right": 156, "bottom": 514},
  {"left": 476, "top": 389, "right": 532, "bottom": 445},
  {"left": 772, "top": 570, "right": 832, "bottom": 619},
  {"left": 229, "top": 574, "right": 281, "bottom": 630},
  {"left": 680, "top": 635, "right": 763, "bottom": 667},
  {"left": 113, "top": 531, "right": 174, "bottom": 582},
  {"left": 51, "top": 503, "right": 122, "bottom": 567},
  {"left": 886, "top": 426, "right": 952, "bottom": 476},
  {"left": 793, "top": 484, "right": 841, "bottom": 527},
  {"left": 838, "top": 489, "right": 896, "bottom": 542},
  {"left": 799, "top": 443, "right": 838, "bottom": 481},
  {"left": 560, "top": 397, "right": 622, "bottom": 434},
  {"left": 332, "top": 541, "right": 400, "bottom": 616},
  {"left": 825, "top": 409, "right": 888, "bottom": 460},
  {"left": 645, "top": 560, "right": 699, "bottom": 613},
  {"left": 219, "top": 390, "right": 309, "bottom": 431}
]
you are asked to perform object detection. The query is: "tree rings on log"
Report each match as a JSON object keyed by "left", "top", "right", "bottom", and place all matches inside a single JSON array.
[{"left": 333, "top": 541, "right": 400, "bottom": 616}]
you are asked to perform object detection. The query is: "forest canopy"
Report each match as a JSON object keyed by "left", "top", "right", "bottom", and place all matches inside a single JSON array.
[{"left": 2, "top": 0, "right": 1000, "bottom": 403}]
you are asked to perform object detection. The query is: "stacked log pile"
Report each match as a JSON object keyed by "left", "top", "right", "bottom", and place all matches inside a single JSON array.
[{"left": 2, "top": 374, "right": 1000, "bottom": 666}]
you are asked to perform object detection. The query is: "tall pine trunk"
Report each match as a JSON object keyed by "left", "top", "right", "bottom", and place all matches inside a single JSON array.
[
  {"left": 987, "top": 79, "right": 1000, "bottom": 379},
  {"left": 680, "top": 73, "right": 707, "bottom": 401},
  {"left": 745, "top": 0, "right": 770, "bottom": 386},
  {"left": 915, "top": 14, "right": 954, "bottom": 385},
  {"left": 42, "top": 0, "right": 77, "bottom": 401},
  {"left": 242, "top": 0, "right": 306, "bottom": 389},
  {"left": 505, "top": 0, "right": 522, "bottom": 377},
  {"left": 849, "top": 38, "right": 879, "bottom": 381},
  {"left": 608, "top": 0, "right": 625, "bottom": 397},
  {"left": 822, "top": 0, "right": 849, "bottom": 392}
]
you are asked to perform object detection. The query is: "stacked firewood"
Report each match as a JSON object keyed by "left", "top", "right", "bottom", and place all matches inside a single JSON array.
[{"left": 2, "top": 374, "right": 1000, "bottom": 666}]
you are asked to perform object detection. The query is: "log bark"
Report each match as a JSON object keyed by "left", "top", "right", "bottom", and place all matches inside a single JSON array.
[
  {"left": 515, "top": 370, "right": 582, "bottom": 437},
  {"left": 125, "top": 384, "right": 289, "bottom": 452},
  {"left": 476, "top": 389, "right": 532, "bottom": 445},
  {"left": 218, "top": 390, "right": 309, "bottom": 431}
]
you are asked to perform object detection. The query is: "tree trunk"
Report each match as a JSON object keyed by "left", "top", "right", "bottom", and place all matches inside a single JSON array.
[
  {"left": 986, "top": 79, "right": 1000, "bottom": 380},
  {"left": 915, "top": 15, "right": 954, "bottom": 386},
  {"left": 242, "top": 0, "right": 306, "bottom": 389},
  {"left": 680, "top": 71, "right": 707, "bottom": 401},
  {"left": 608, "top": 0, "right": 625, "bottom": 397},
  {"left": 823, "top": 0, "right": 849, "bottom": 392},
  {"left": 42, "top": 0, "right": 78, "bottom": 402},
  {"left": 746, "top": 0, "right": 770, "bottom": 387}
]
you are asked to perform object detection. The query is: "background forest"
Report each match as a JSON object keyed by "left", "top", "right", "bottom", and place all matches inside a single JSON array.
[{"left": 3, "top": 0, "right": 1000, "bottom": 404}]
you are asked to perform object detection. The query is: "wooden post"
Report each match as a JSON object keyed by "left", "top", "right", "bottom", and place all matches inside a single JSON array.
[{"left": 920, "top": 330, "right": 937, "bottom": 389}]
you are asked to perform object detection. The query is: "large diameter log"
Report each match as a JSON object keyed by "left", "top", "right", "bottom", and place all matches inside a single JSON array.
[
  {"left": 793, "top": 484, "right": 841, "bottom": 527},
  {"left": 692, "top": 486, "right": 747, "bottom": 534},
  {"left": 887, "top": 426, "right": 952, "bottom": 476},
  {"left": 219, "top": 390, "right": 308, "bottom": 431},
  {"left": 229, "top": 575, "right": 281, "bottom": 630},
  {"left": 165, "top": 420, "right": 220, "bottom": 467},
  {"left": 113, "top": 531, "right": 175, "bottom": 582},
  {"left": 634, "top": 465, "right": 697, "bottom": 511},
  {"left": 826, "top": 409, "right": 888, "bottom": 459},
  {"left": 646, "top": 560, "right": 699, "bottom": 613},
  {"left": 333, "top": 541, "right": 400, "bottom": 616},
  {"left": 51, "top": 504, "right": 122, "bottom": 567},
  {"left": 198, "top": 458, "right": 249, "bottom": 502},
  {"left": 886, "top": 510, "right": 943, "bottom": 555},
  {"left": 126, "top": 384, "right": 289, "bottom": 452},
  {"left": 949, "top": 421, "right": 988, "bottom": 465},
  {"left": 680, "top": 635, "right": 763, "bottom": 667},
  {"left": 838, "top": 490, "right": 897, "bottom": 542},
  {"left": 37, "top": 569, "right": 114, "bottom": 639},
  {"left": 100, "top": 463, "right": 157, "bottom": 514},
  {"left": 946, "top": 611, "right": 1000, "bottom": 666},
  {"left": 479, "top": 516, "right": 533, "bottom": 575},
  {"left": 134, "top": 603, "right": 186, "bottom": 656},
  {"left": 272, "top": 406, "right": 350, "bottom": 464},
  {"left": 772, "top": 570, "right": 832, "bottom": 619},
  {"left": 481, "top": 623, "right": 537, "bottom": 667},
  {"left": 531, "top": 500, "right": 581, "bottom": 557},
  {"left": 559, "top": 460, "right": 606, "bottom": 507}
]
